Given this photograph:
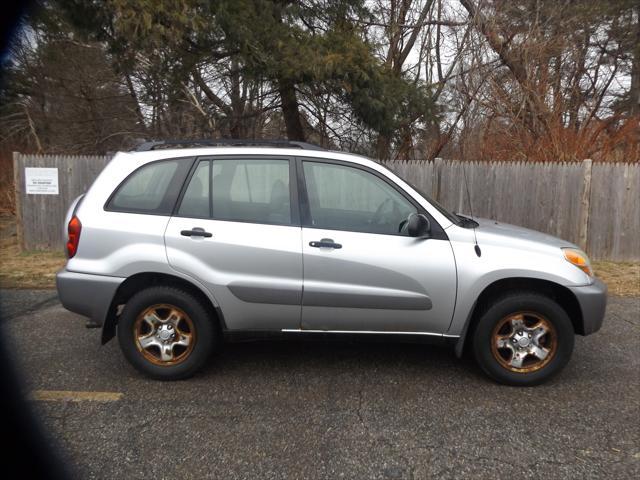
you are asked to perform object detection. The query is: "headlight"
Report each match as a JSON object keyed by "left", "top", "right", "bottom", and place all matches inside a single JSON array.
[{"left": 562, "top": 248, "right": 593, "bottom": 276}]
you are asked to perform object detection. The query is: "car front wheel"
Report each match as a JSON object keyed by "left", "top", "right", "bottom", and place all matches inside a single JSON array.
[{"left": 473, "top": 293, "right": 574, "bottom": 386}]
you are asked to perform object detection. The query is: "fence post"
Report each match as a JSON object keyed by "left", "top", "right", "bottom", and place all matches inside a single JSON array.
[
  {"left": 432, "top": 157, "right": 443, "bottom": 202},
  {"left": 578, "top": 159, "right": 593, "bottom": 252},
  {"left": 12, "top": 152, "right": 24, "bottom": 252}
]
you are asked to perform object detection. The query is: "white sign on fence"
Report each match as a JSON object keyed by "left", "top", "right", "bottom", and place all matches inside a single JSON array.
[{"left": 25, "top": 167, "right": 59, "bottom": 195}]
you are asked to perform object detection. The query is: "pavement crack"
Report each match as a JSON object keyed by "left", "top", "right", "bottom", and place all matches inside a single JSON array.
[{"left": 355, "top": 387, "right": 370, "bottom": 437}]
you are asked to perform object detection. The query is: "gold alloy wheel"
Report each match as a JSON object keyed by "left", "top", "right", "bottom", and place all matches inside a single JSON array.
[
  {"left": 490, "top": 312, "right": 557, "bottom": 374},
  {"left": 133, "top": 304, "right": 196, "bottom": 366}
]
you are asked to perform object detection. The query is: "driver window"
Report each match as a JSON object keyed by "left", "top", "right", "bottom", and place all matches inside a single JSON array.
[{"left": 303, "top": 161, "right": 416, "bottom": 235}]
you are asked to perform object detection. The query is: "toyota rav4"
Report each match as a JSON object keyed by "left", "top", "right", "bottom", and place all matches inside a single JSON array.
[{"left": 56, "top": 140, "right": 607, "bottom": 385}]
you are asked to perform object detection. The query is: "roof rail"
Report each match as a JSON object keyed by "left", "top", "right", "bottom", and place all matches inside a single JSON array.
[{"left": 134, "top": 139, "right": 326, "bottom": 152}]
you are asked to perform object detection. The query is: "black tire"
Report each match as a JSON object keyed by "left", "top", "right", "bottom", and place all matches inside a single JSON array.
[
  {"left": 472, "top": 292, "right": 574, "bottom": 386},
  {"left": 117, "top": 286, "right": 216, "bottom": 380}
]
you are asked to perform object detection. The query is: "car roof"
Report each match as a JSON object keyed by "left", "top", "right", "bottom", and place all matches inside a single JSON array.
[
  {"left": 120, "top": 146, "right": 379, "bottom": 169},
  {"left": 134, "top": 139, "right": 326, "bottom": 151}
]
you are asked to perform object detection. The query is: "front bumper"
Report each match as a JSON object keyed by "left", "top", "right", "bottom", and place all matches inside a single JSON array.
[
  {"left": 56, "top": 269, "right": 124, "bottom": 326},
  {"left": 568, "top": 277, "right": 607, "bottom": 335}
]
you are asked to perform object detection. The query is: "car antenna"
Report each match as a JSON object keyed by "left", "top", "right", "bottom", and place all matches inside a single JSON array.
[{"left": 461, "top": 160, "right": 481, "bottom": 257}]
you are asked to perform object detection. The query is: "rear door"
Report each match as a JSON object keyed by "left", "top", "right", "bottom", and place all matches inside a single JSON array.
[
  {"left": 299, "top": 159, "right": 457, "bottom": 334},
  {"left": 165, "top": 156, "right": 302, "bottom": 331}
]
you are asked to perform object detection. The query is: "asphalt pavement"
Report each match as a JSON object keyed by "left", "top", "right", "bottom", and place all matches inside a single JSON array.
[{"left": 1, "top": 290, "right": 639, "bottom": 479}]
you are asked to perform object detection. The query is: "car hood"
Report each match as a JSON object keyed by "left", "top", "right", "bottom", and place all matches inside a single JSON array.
[{"left": 473, "top": 217, "right": 576, "bottom": 250}]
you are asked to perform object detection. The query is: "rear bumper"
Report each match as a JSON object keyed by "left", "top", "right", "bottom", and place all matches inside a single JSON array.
[
  {"left": 56, "top": 269, "right": 124, "bottom": 326},
  {"left": 568, "top": 277, "right": 608, "bottom": 335}
]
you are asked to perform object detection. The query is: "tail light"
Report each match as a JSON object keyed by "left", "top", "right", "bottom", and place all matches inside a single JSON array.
[{"left": 66, "top": 216, "right": 82, "bottom": 258}]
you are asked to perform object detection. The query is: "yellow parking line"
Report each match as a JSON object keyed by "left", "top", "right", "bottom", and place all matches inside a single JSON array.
[{"left": 30, "top": 390, "right": 123, "bottom": 402}]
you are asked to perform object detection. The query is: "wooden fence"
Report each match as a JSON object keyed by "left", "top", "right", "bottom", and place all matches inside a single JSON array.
[
  {"left": 383, "top": 160, "right": 640, "bottom": 261},
  {"left": 13, "top": 153, "right": 640, "bottom": 261},
  {"left": 13, "top": 153, "right": 112, "bottom": 251}
]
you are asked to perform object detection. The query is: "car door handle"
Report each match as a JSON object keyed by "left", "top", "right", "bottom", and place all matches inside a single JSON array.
[
  {"left": 309, "top": 238, "right": 342, "bottom": 249},
  {"left": 181, "top": 228, "right": 212, "bottom": 238}
]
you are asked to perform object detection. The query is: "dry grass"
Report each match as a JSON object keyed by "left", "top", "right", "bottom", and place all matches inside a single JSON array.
[
  {"left": 592, "top": 261, "right": 640, "bottom": 297},
  {"left": 0, "top": 213, "right": 638, "bottom": 295},
  {"left": 0, "top": 214, "right": 65, "bottom": 289}
]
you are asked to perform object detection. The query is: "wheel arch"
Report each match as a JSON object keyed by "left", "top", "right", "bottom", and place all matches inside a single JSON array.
[
  {"left": 454, "top": 277, "right": 584, "bottom": 357},
  {"left": 101, "top": 272, "right": 224, "bottom": 344}
]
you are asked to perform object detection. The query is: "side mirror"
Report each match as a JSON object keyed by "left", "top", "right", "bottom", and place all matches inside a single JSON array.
[{"left": 407, "top": 213, "right": 431, "bottom": 238}]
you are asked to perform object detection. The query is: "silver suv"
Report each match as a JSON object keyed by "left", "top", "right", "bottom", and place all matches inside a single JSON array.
[{"left": 56, "top": 140, "right": 606, "bottom": 385}]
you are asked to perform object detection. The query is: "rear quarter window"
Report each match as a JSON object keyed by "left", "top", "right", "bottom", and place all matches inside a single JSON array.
[{"left": 106, "top": 158, "right": 193, "bottom": 215}]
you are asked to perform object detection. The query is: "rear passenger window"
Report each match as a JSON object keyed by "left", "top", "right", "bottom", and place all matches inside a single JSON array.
[
  {"left": 175, "top": 158, "right": 291, "bottom": 224},
  {"left": 213, "top": 159, "right": 291, "bottom": 224},
  {"left": 107, "top": 159, "right": 190, "bottom": 214}
]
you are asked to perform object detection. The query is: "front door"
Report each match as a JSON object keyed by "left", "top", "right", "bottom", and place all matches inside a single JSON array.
[
  {"left": 165, "top": 156, "right": 302, "bottom": 331},
  {"left": 299, "top": 159, "right": 456, "bottom": 334}
]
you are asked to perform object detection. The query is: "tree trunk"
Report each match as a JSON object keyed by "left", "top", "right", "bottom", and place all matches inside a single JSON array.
[
  {"left": 124, "top": 72, "right": 147, "bottom": 133},
  {"left": 376, "top": 133, "right": 391, "bottom": 160},
  {"left": 277, "top": 77, "right": 305, "bottom": 141},
  {"left": 229, "top": 58, "right": 246, "bottom": 138},
  {"left": 459, "top": 0, "right": 550, "bottom": 138}
]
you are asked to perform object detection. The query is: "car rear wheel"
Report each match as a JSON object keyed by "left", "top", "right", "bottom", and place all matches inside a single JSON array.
[
  {"left": 473, "top": 293, "right": 574, "bottom": 386},
  {"left": 117, "top": 286, "right": 216, "bottom": 380}
]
